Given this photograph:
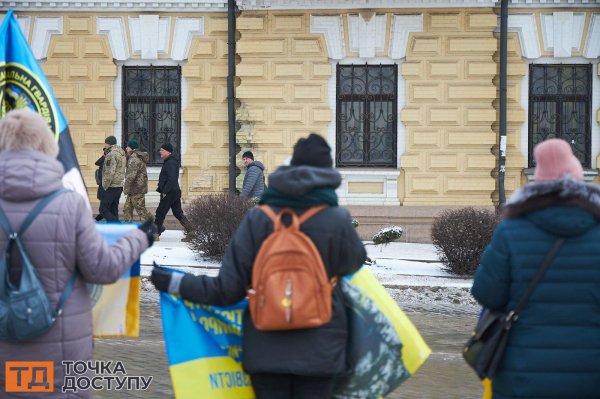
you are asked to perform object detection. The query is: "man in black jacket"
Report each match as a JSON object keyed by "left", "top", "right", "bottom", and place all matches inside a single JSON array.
[
  {"left": 154, "top": 143, "right": 190, "bottom": 241},
  {"left": 151, "top": 134, "right": 366, "bottom": 398}
]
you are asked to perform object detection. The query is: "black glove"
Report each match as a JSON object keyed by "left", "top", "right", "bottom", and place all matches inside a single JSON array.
[
  {"left": 151, "top": 265, "right": 172, "bottom": 292},
  {"left": 138, "top": 217, "right": 158, "bottom": 246}
]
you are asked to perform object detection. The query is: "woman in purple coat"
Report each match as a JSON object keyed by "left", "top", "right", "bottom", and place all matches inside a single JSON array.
[{"left": 0, "top": 109, "right": 156, "bottom": 398}]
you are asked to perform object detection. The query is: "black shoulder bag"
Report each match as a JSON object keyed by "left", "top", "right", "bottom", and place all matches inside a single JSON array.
[{"left": 463, "top": 237, "right": 565, "bottom": 379}]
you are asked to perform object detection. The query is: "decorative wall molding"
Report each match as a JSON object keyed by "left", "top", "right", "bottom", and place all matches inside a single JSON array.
[
  {"left": 347, "top": 14, "right": 387, "bottom": 58},
  {"left": 172, "top": 17, "right": 204, "bottom": 61},
  {"left": 96, "top": 17, "right": 129, "bottom": 61},
  {"left": 31, "top": 16, "right": 63, "bottom": 60},
  {"left": 389, "top": 14, "right": 423, "bottom": 60},
  {"left": 507, "top": 14, "right": 541, "bottom": 59},
  {"left": 241, "top": 0, "right": 501, "bottom": 9},
  {"left": 129, "top": 15, "right": 171, "bottom": 60},
  {"left": 337, "top": 170, "right": 401, "bottom": 206},
  {"left": 309, "top": 15, "right": 345, "bottom": 60},
  {"left": 541, "top": 12, "right": 585, "bottom": 58},
  {"left": 3, "top": 0, "right": 227, "bottom": 12},
  {"left": 583, "top": 13, "right": 600, "bottom": 59},
  {"left": 5, "top": 0, "right": 598, "bottom": 12},
  {"left": 239, "top": 0, "right": 598, "bottom": 9}
]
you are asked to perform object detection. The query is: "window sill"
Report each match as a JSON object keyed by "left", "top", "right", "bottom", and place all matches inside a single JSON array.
[{"left": 523, "top": 167, "right": 598, "bottom": 183}]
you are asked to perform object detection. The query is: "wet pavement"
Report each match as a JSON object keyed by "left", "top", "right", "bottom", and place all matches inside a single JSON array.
[{"left": 93, "top": 286, "right": 483, "bottom": 399}]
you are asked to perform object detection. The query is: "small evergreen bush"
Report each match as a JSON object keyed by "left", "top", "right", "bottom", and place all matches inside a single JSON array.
[
  {"left": 185, "top": 194, "right": 254, "bottom": 260},
  {"left": 372, "top": 225, "right": 403, "bottom": 245},
  {"left": 352, "top": 219, "right": 360, "bottom": 228},
  {"left": 431, "top": 207, "right": 498, "bottom": 276}
]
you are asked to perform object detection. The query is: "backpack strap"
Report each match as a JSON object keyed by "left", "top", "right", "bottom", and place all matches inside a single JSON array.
[
  {"left": 298, "top": 205, "right": 328, "bottom": 224},
  {"left": 18, "top": 188, "right": 70, "bottom": 235},
  {"left": 0, "top": 188, "right": 74, "bottom": 318},
  {"left": 54, "top": 272, "right": 77, "bottom": 318},
  {"left": 258, "top": 205, "right": 328, "bottom": 231}
]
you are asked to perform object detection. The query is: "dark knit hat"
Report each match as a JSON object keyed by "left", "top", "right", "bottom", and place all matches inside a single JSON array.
[
  {"left": 160, "top": 142, "right": 174, "bottom": 153},
  {"left": 127, "top": 139, "right": 139, "bottom": 149},
  {"left": 104, "top": 135, "right": 117, "bottom": 146},
  {"left": 291, "top": 133, "right": 333, "bottom": 168},
  {"left": 242, "top": 151, "right": 254, "bottom": 160}
]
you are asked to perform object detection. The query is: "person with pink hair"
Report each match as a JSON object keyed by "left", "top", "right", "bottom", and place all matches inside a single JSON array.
[{"left": 471, "top": 138, "right": 600, "bottom": 398}]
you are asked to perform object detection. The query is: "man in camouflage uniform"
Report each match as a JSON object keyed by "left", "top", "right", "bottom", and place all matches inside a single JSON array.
[
  {"left": 123, "top": 139, "right": 151, "bottom": 222},
  {"left": 100, "top": 135, "right": 126, "bottom": 221}
]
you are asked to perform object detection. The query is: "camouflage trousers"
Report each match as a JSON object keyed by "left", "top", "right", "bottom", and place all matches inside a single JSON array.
[{"left": 123, "top": 194, "right": 151, "bottom": 222}]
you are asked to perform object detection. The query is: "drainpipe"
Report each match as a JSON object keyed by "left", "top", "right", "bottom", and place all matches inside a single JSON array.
[
  {"left": 498, "top": 0, "right": 508, "bottom": 208},
  {"left": 228, "top": 0, "right": 237, "bottom": 193}
]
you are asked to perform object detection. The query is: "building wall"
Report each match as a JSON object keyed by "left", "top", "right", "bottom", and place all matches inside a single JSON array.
[
  {"left": 236, "top": 12, "right": 332, "bottom": 191},
  {"left": 9, "top": 6, "right": 600, "bottom": 211},
  {"left": 399, "top": 10, "right": 498, "bottom": 206},
  {"left": 182, "top": 15, "right": 229, "bottom": 196},
  {"left": 37, "top": 15, "right": 118, "bottom": 201}
]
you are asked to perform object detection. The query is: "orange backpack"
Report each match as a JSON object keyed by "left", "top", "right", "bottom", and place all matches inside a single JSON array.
[{"left": 248, "top": 205, "right": 337, "bottom": 331}]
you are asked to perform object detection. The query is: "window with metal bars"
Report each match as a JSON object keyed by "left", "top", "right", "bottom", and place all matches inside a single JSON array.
[
  {"left": 122, "top": 66, "right": 181, "bottom": 166},
  {"left": 336, "top": 64, "right": 397, "bottom": 167},
  {"left": 529, "top": 64, "right": 592, "bottom": 168}
]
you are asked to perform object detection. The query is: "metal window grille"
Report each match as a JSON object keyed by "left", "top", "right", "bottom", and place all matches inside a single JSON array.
[
  {"left": 529, "top": 64, "right": 592, "bottom": 168},
  {"left": 336, "top": 64, "right": 398, "bottom": 167},
  {"left": 122, "top": 66, "right": 181, "bottom": 166}
]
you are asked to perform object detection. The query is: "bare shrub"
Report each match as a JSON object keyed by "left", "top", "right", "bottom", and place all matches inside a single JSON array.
[
  {"left": 431, "top": 207, "right": 498, "bottom": 276},
  {"left": 185, "top": 194, "right": 254, "bottom": 260}
]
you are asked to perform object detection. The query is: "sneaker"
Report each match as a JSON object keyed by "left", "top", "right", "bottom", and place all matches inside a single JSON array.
[{"left": 154, "top": 234, "right": 160, "bottom": 242}]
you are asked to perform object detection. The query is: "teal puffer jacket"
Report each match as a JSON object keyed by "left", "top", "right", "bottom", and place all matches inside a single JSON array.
[{"left": 472, "top": 178, "right": 600, "bottom": 399}]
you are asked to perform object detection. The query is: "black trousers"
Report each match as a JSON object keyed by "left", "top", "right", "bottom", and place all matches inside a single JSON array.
[
  {"left": 155, "top": 189, "right": 188, "bottom": 233},
  {"left": 99, "top": 187, "right": 123, "bottom": 222},
  {"left": 250, "top": 373, "right": 335, "bottom": 399}
]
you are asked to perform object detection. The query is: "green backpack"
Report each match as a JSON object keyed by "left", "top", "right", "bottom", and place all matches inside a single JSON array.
[{"left": 0, "top": 189, "right": 77, "bottom": 341}]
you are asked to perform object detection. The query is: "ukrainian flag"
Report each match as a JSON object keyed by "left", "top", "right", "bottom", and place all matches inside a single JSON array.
[
  {"left": 93, "top": 223, "right": 141, "bottom": 337},
  {"left": 160, "top": 267, "right": 430, "bottom": 398},
  {"left": 0, "top": 10, "right": 141, "bottom": 338},
  {"left": 160, "top": 287, "right": 255, "bottom": 399}
]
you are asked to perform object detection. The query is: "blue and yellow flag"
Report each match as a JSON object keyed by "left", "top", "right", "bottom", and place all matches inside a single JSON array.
[
  {"left": 160, "top": 287, "right": 255, "bottom": 399},
  {"left": 0, "top": 10, "right": 141, "bottom": 337},
  {"left": 93, "top": 223, "right": 141, "bottom": 338},
  {"left": 160, "top": 267, "right": 430, "bottom": 398}
]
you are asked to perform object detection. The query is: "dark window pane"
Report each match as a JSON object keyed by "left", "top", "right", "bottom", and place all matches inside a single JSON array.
[
  {"left": 529, "top": 64, "right": 591, "bottom": 168},
  {"left": 123, "top": 66, "right": 181, "bottom": 166},
  {"left": 338, "top": 101, "right": 364, "bottom": 164},
  {"left": 561, "top": 101, "right": 587, "bottom": 165},
  {"left": 368, "top": 101, "right": 395, "bottom": 165},
  {"left": 336, "top": 64, "right": 397, "bottom": 167}
]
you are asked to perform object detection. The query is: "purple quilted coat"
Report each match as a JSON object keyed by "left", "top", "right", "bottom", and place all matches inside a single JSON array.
[{"left": 0, "top": 150, "right": 149, "bottom": 398}]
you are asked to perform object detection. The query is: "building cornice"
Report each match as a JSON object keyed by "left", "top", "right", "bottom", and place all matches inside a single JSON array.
[
  {"left": 5, "top": 0, "right": 599, "bottom": 12},
  {"left": 2, "top": 1, "right": 228, "bottom": 13},
  {"left": 238, "top": 0, "right": 599, "bottom": 10}
]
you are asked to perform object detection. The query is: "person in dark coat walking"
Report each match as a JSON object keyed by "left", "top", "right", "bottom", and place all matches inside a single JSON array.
[
  {"left": 240, "top": 150, "right": 265, "bottom": 200},
  {"left": 472, "top": 138, "right": 600, "bottom": 399},
  {"left": 154, "top": 142, "right": 190, "bottom": 241},
  {"left": 151, "top": 133, "right": 366, "bottom": 399},
  {"left": 94, "top": 147, "right": 109, "bottom": 221}
]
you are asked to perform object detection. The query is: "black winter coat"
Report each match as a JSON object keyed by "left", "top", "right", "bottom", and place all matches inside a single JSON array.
[
  {"left": 179, "top": 166, "right": 366, "bottom": 376},
  {"left": 95, "top": 155, "right": 105, "bottom": 201},
  {"left": 157, "top": 155, "right": 180, "bottom": 194}
]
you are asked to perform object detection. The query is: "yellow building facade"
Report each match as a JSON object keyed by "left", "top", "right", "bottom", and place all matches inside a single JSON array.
[{"left": 4, "top": 0, "right": 600, "bottom": 240}]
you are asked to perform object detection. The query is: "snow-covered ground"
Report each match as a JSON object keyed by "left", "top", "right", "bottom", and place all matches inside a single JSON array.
[{"left": 140, "top": 230, "right": 479, "bottom": 315}]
